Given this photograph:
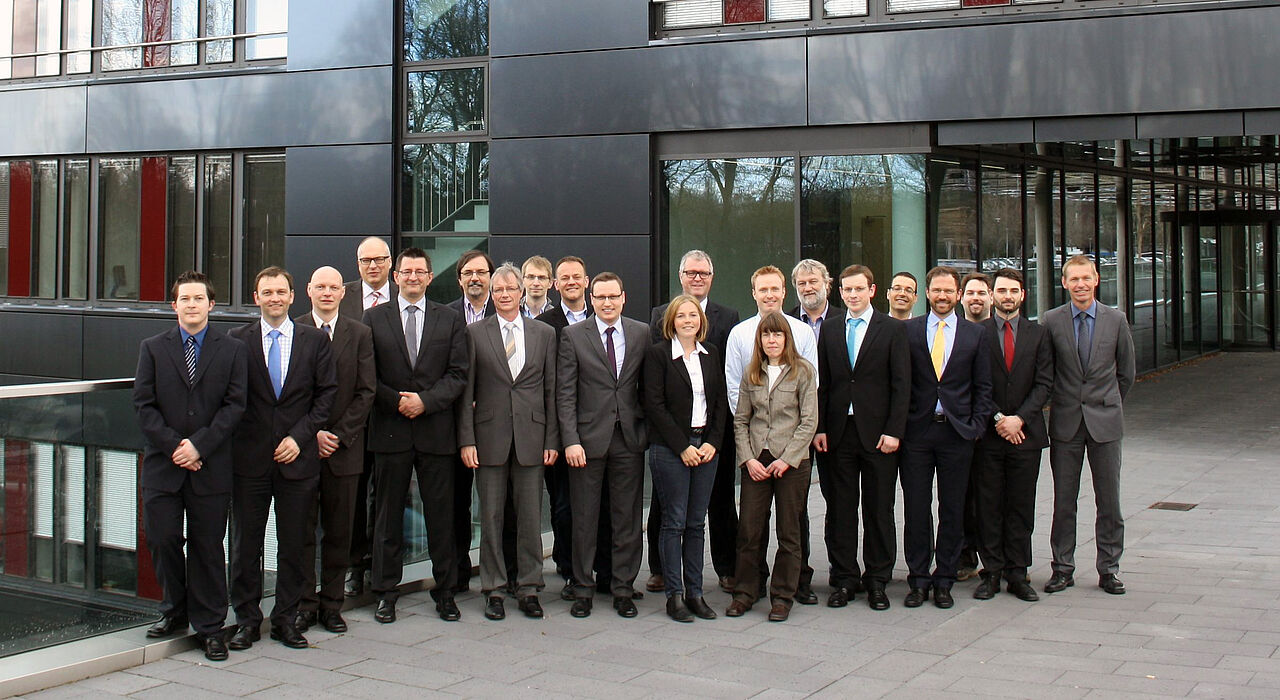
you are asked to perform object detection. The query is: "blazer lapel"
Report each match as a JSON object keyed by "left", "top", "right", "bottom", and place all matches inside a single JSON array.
[
  {"left": 853, "top": 312, "right": 883, "bottom": 373},
  {"left": 165, "top": 328, "right": 195, "bottom": 388},
  {"left": 1008, "top": 319, "right": 1032, "bottom": 374},
  {"left": 672, "top": 352, "right": 694, "bottom": 390},
  {"left": 244, "top": 324, "right": 273, "bottom": 391},
  {"left": 486, "top": 319, "right": 515, "bottom": 383},
  {"left": 587, "top": 323, "right": 614, "bottom": 383}
]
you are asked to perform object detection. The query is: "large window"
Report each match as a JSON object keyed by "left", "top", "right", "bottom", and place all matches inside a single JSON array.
[
  {"left": 402, "top": 142, "right": 489, "bottom": 235},
  {"left": 404, "top": 0, "right": 487, "bottom": 61},
  {"left": 1, "top": 159, "right": 60, "bottom": 298}
]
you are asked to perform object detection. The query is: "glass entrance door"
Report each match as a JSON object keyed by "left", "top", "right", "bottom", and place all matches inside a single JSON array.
[{"left": 1220, "top": 223, "right": 1271, "bottom": 347}]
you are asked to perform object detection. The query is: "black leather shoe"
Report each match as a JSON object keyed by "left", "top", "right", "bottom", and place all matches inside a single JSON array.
[
  {"left": 270, "top": 623, "right": 309, "bottom": 649},
  {"left": 294, "top": 609, "right": 317, "bottom": 632},
  {"left": 1099, "top": 574, "right": 1126, "bottom": 595},
  {"left": 794, "top": 585, "right": 818, "bottom": 606},
  {"left": 227, "top": 624, "right": 260, "bottom": 650},
  {"left": 827, "top": 586, "right": 851, "bottom": 608},
  {"left": 866, "top": 587, "right": 890, "bottom": 611},
  {"left": 933, "top": 587, "right": 954, "bottom": 609},
  {"left": 518, "top": 596, "right": 544, "bottom": 618},
  {"left": 904, "top": 587, "right": 928, "bottom": 608},
  {"left": 436, "top": 598, "right": 461, "bottom": 621},
  {"left": 666, "top": 596, "right": 693, "bottom": 623},
  {"left": 560, "top": 579, "right": 577, "bottom": 602},
  {"left": 375, "top": 599, "right": 396, "bottom": 624},
  {"left": 646, "top": 574, "right": 665, "bottom": 592},
  {"left": 1006, "top": 578, "right": 1040, "bottom": 602},
  {"left": 684, "top": 596, "right": 716, "bottom": 620},
  {"left": 200, "top": 634, "right": 228, "bottom": 661},
  {"left": 613, "top": 596, "right": 638, "bottom": 618},
  {"left": 484, "top": 596, "right": 506, "bottom": 620},
  {"left": 570, "top": 598, "right": 592, "bottom": 618},
  {"left": 973, "top": 574, "right": 998, "bottom": 600},
  {"left": 146, "top": 614, "right": 188, "bottom": 638},
  {"left": 344, "top": 569, "right": 365, "bottom": 598},
  {"left": 318, "top": 609, "right": 348, "bottom": 633},
  {"left": 1044, "top": 572, "right": 1074, "bottom": 594}
]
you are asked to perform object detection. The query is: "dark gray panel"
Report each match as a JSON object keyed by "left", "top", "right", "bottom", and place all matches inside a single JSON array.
[
  {"left": 937, "top": 120, "right": 1032, "bottom": 147},
  {"left": 491, "top": 0, "right": 648, "bottom": 56},
  {"left": 286, "top": 145, "right": 393, "bottom": 235},
  {"left": 284, "top": 234, "right": 374, "bottom": 316},
  {"left": 489, "top": 235, "right": 651, "bottom": 321},
  {"left": 809, "top": 7, "right": 1280, "bottom": 125},
  {"left": 1035, "top": 115, "right": 1137, "bottom": 143},
  {"left": 1244, "top": 110, "right": 1280, "bottom": 136},
  {"left": 490, "top": 39, "right": 806, "bottom": 138},
  {"left": 1137, "top": 112, "right": 1244, "bottom": 139},
  {"left": 656, "top": 124, "right": 932, "bottom": 159},
  {"left": 86, "top": 68, "right": 392, "bottom": 152},
  {"left": 0, "top": 312, "right": 82, "bottom": 378},
  {"left": 289, "top": 0, "right": 392, "bottom": 71},
  {"left": 82, "top": 314, "right": 252, "bottom": 379},
  {"left": 0, "top": 86, "right": 86, "bottom": 156},
  {"left": 490, "top": 135, "right": 650, "bottom": 235}
]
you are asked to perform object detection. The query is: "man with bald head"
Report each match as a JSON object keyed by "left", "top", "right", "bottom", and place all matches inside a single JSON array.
[{"left": 294, "top": 267, "right": 375, "bottom": 633}]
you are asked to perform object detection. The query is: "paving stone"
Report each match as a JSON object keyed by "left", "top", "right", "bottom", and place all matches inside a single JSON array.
[
  {"left": 948, "top": 675, "right": 1088, "bottom": 699},
  {"left": 327, "top": 677, "right": 452, "bottom": 699},
  {"left": 333, "top": 659, "right": 466, "bottom": 690},
  {"left": 1055, "top": 669, "right": 1196, "bottom": 695},
  {"left": 628, "top": 669, "right": 762, "bottom": 699},
  {"left": 519, "top": 670, "right": 651, "bottom": 699},
  {"left": 71, "top": 671, "right": 167, "bottom": 695}
]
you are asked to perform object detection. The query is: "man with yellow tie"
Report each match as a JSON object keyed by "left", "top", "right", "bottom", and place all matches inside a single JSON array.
[{"left": 900, "top": 266, "right": 994, "bottom": 610}]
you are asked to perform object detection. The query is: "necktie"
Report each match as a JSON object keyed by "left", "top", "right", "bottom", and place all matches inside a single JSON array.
[
  {"left": 267, "top": 329, "right": 283, "bottom": 399},
  {"left": 322, "top": 322, "right": 333, "bottom": 341},
  {"left": 405, "top": 306, "right": 419, "bottom": 366},
  {"left": 1003, "top": 321, "right": 1015, "bottom": 372},
  {"left": 931, "top": 319, "right": 947, "bottom": 380},
  {"left": 184, "top": 336, "right": 197, "bottom": 381},
  {"left": 1076, "top": 312, "right": 1091, "bottom": 370},
  {"left": 845, "top": 317, "right": 863, "bottom": 370},
  {"left": 370, "top": 290, "right": 382, "bottom": 307},
  {"left": 504, "top": 322, "right": 521, "bottom": 377},
  {"left": 604, "top": 326, "right": 618, "bottom": 379}
]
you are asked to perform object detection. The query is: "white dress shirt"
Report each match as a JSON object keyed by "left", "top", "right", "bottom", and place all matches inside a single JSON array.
[
  {"left": 398, "top": 295, "right": 427, "bottom": 356},
  {"left": 312, "top": 311, "right": 336, "bottom": 340},
  {"left": 562, "top": 305, "right": 589, "bottom": 325},
  {"left": 595, "top": 316, "right": 625, "bottom": 376},
  {"left": 724, "top": 313, "right": 819, "bottom": 413},
  {"left": 672, "top": 338, "right": 709, "bottom": 428},
  {"left": 362, "top": 281, "right": 391, "bottom": 310},
  {"left": 500, "top": 314, "right": 526, "bottom": 378},
  {"left": 260, "top": 317, "right": 294, "bottom": 384}
]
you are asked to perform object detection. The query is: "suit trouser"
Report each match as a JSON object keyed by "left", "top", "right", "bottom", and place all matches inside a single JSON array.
[
  {"left": 371, "top": 450, "right": 457, "bottom": 602},
  {"left": 648, "top": 421, "right": 739, "bottom": 580},
  {"left": 544, "top": 459, "right": 574, "bottom": 578},
  {"left": 732, "top": 454, "right": 812, "bottom": 608},
  {"left": 475, "top": 456, "right": 546, "bottom": 598},
  {"left": 825, "top": 429, "right": 898, "bottom": 590},
  {"left": 1049, "top": 422, "right": 1124, "bottom": 577},
  {"left": 569, "top": 426, "right": 644, "bottom": 599},
  {"left": 347, "top": 449, "right": 375, "bottom": 572},
  {"left": 300, "top": 465, "right": 359, "bottom": 613},
  {"left": 976, "top": 440, "right": 1042, "bottom": 579},
  {"left": 453, "top": 458, "right": 518, "bottom": 588},
  {"left": 142, "top": 484, "right": 230, "bottom": 637},
  {"left": 960, "top": 442, "right": 983, "bottom": 569},
  {"left": 900, "top": 421, "right": 974, "bottom": 591},
  {"left": 231, "top": 468, "right": 319, "bottom": 628}
]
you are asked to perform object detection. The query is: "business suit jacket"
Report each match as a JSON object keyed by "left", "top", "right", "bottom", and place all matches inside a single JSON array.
[
  {"left": 979, "top": 316, "right": 1054, "bottom": 451},
  {"left": 338, "top": 280, "right": 395, "bottom": 322},
  {"left": 448, "top": 296, "right": 496, "bottom": 321},
  {"left": 536, "top": 305, "right": 591, "bottom": 340},
  {"left": 134, "top": 325, "right": 248, "bottom": 495},
  {"left": 1042, "top": 301, "right": 1136, "bottom": 443},
  {"left": 816, "top": 310, "right": 910, "bottom": 452},
  {"left": 904, "top": 314, "right": 994, "bottom": 441},
  {"left": 649, "top": 300, "right": 740, "bottom": 356},
  {"left": 643, "top": 341, "right": 728, "bottom": 454},
  {"left": 294, "top": 313, "right": 376, "bottom": 474},
  {"left": 458, "top": 315, "right": 560, "bottom": 466},
  {"left": 364, "top": 298, "right": 470, "bottom": 454},
  {"left": 557, "top": 317, "right": 649, "bottom": 457},
  {"left": 733, "top": 362, "right": 818, "bottom": 469},
  {"left": 229, "top": 322, "right": 338, "bottom": 480}
]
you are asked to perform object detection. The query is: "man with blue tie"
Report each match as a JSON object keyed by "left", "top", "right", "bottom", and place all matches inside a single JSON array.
[
  {"left": 900, "top": 266, "right": 994, "bottom": 610},
  {"left": 227, "top": 267, "right": 337, "bottom": 651}
]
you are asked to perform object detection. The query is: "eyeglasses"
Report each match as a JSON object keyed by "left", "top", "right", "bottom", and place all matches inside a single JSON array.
[
  {"left": 523, "top": 274, "right": 550, "bottom": 282},
  {"left": 888, "top": 285, "right": 917, "bottom": 295},
  {"left": 397, "top": 269, "right": 431, "bottom": 278},
  {"left": 842, "top": 286, "right": 871, "bottom": 294},
  {"left": 593, "top": 294, "right": 623, "bottom": 302},
  {"left": 491, "top": 285, "right": 521, "bottom": 295},
  {"left": 358, "top": 255, "right": 391, "bottom": 266},
  {"left": 459, "top": 269, "right": 489, "bottom": 278},
  {"left": 681, "top": 270, "right": 712, "bottom": 280}
]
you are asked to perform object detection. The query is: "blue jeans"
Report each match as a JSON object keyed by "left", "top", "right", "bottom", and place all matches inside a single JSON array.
[{"left": 649, "top": 437, "right": 717, "bottom": 598}]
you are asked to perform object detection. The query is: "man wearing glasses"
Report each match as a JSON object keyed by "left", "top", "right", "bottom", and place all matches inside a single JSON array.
[
  {"left": 887, "top": 272, "right": 919, "bottom": 321},
  {"left": 521, "top": 255, "right": 556, "bottom": 318},
  {"left": 449, "top": 250, "right": 496, "bottom": 325},
  {"left": 364, "top": 248, "right": 470, "bottom": 624}
]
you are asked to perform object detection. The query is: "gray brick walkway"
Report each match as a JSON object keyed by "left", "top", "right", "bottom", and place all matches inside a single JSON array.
[{"left": 24, "top": 352, "right": 1280, "bottom": 699}]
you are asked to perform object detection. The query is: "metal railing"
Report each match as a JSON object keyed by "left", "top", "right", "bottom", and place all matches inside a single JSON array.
[{"left": 0, "top": 31, "right": 287, "bottom": 62}]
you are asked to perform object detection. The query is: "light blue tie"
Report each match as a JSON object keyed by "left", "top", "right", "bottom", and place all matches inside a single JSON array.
[
  {"left": 267, "top": 329, "right": 283, "bottom": 399},
  {"left": 846, "top": 317, "right": 863, "bottom": 370}
]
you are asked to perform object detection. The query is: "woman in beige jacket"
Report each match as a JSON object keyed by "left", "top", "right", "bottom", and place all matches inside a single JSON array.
[{"left": 726, "top": 312, "right": 818, "bottom": 622}]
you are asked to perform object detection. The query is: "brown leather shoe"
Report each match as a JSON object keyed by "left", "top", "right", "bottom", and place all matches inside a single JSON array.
[
  {"left": 645, "top": 574, "right": 664, "bottom": 592},
  {"left": 767, "top": 601, "right": 790, "bottom": 622},
  {"left": 725, "top": 599, "right": 751, "bottom": 617}
]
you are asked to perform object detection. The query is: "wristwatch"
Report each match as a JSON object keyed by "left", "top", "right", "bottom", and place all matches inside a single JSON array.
[{"left": 993, "top": 412, "right": 1006, "bottom": 424}]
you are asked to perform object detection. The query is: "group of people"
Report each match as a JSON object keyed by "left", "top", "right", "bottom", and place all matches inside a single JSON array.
[{"left": 133, "top": 236, "right": 1135, "bottom": 662}]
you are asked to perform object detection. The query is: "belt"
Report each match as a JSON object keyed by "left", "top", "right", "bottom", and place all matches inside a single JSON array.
[
  {"left": 932, "top": 413, "right": 947, "bottom": 423},
  {"left": 690, "top": 426, "right": 705, "bottom": 436}
]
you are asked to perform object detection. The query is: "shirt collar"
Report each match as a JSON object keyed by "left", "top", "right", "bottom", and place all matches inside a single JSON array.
[
  {"left": 363, "top": 281, "right": 390, "bottom": 300},
  {"left": 498, "top": 314, "right": 524, "bottom": 332},
  {"left": 929, "top": 311, "right": 957, "bottom": 327},
  {"left": 398, "top": 295, "right": 426, "bottom": 314},
  {"left": 312, "top": 311, "right": 337, "bottom": 330},
  {"left": 997, "top": 313, "right": 1020, "bottom": 332},
  {"left": 845, "top": 306, "right": 873, "bottom": 324},
  {"left": 1075, "top": 300, "right": 1098, "bottom": 319},
  {"left": 260, "top": 317, "right": 293, "bottom": 338},
  {"left": 801, "top": 303, "right": 828, "bottom": 324},
  {"left": 670, "top": 337, "right": 708, "bottom": 359},
  {"left": 595, "top": 315, "right": 620, "bottom": 334},
  {"left": 180, "top": 326, "right": 208, "bottom": 346},
  {"left": 466, "top": 296, "right": 490, "bottom": 314}
]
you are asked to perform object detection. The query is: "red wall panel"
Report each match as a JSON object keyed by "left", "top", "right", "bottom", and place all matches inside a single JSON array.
[
  {"left": 3, "top": 441, "right": 30, "bottom": 577},
  {"left": 139, "top": 157, "right": 169, "bottom": 302},
  {"left": 7, "top": 161, "right": 33, "bottom": 297},
  {"left": 143, "top": 0, "right": 172, "bottom": 67},
  {"left": 725, "top": 0, "right": 766, "bottom": 24}
]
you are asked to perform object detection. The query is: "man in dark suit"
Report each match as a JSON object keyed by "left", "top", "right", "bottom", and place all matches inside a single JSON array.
[
  {"left": 227, "top": 266, "right": 337, "bottom": 651},
  {"left": 558, "top": 271, "right": 649, "bottom": 618},
  {"left": 973, "top": 268, "right": 1052, "bottom": 603},
  {"left": 337, "top": 236, "right": 394, "bottom": 597},
  {"left": 900, "top": 266, "right": 993, "bottom": 610},
  {"left": 134, "top": 271, "right": 247, "bottom": 661},
  {"left": 459, "top": 264, "right": 559, "bottom": 621},
  {"left": 294, "top": 267, "right": 375, "bottom": 634},
  {"left": 1042, "top": 255, "right": 1135, "bottom": 596},
  {"left": 364, "top": 247, "right": 470, "bottom": 623},
  {"left": 646, "top": 250, "right": 740, "bottom": 595},
  {"left": 812, "top": 265, "right": 910, "bottom": 612}
]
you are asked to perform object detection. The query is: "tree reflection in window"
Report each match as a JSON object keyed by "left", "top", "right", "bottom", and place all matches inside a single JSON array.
[
  {"left": 407, "top": 68, "right": 486, "bottom": 133},
  {"left": 405, "top": 0, "right": 488, "bottom": 61}
]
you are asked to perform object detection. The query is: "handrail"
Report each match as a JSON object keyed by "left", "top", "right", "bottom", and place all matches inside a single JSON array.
[
  {"left": 0, "top": 30, "right": 286, "bottom": 61},
  {"left": 0, "top": 378, "right": 133, "bottom": 399}
]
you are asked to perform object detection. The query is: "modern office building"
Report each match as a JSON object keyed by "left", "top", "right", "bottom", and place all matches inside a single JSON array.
[{"left": 0, "top": 0, "right": 1277, "bottom": 662}]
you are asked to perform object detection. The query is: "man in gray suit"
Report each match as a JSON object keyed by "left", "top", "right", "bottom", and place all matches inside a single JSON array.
[
  {"left": 557, "top": 271, "right": 649, "bottom": 618},
  {"left": 458, "top": 264, "right": 559, "bottom": 621},
  {"left": 1042, "top": 255, "right": 1135, "bottom": 596}
]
